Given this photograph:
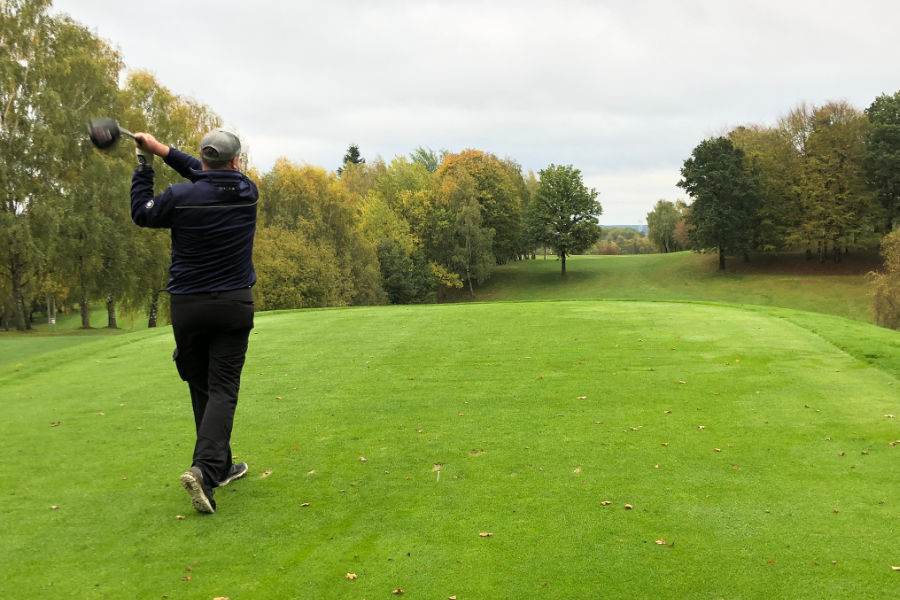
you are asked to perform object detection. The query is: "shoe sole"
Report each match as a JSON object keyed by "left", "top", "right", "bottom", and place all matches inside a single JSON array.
[
  {"left": 217, "top": 463, "right": 248, "bottom": 488},
  {"left": 180, "top": 470, "right": 215, "bottom": 514}
]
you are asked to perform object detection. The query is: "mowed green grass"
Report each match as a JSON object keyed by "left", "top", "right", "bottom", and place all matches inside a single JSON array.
[
  {"left": 2, "top": 300, "right": 899, "bottom": 599},
  {"left": 467, "top": 252, "right": 879, "bottom": 323}
]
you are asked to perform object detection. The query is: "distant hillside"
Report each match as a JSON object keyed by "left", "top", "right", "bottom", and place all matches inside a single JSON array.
[{"left": 601, "top": 224, "right": 648, "bottom": 234}]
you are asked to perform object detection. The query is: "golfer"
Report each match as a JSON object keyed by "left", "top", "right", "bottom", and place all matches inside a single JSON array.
[{"left": 130, "top": 129, "right": 258, "bottom": 514}]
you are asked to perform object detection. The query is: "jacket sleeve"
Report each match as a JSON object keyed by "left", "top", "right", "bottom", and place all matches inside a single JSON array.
[
  {"left": 130, "top": 167, "right": 177, "bottom": 228},
  {"left": 164, "top": 147, "right": 203, "bottom": 181}
]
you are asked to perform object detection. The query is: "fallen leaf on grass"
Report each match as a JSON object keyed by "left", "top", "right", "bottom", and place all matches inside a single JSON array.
[
  {"left": 50, "top": 421, "right": 60, "bottom": 427},
  {"left": 678, "top": 380, "right": 687, "bottom": 385},
  {"left": 345, "top": 573, "right": 358, "bottom": 580},
  {"left": 601, "top": 501, "right": 612, "bottom": 506},
  {"left": 698, "top": 425, "right": 707, "bottom": 430},
  {"left": 393, "top": 589, "right": 405, "bottom": 595},
  {"left": 573, "top": 467, "right": 581, "bottom": 474},
  {"left": 655, "top": 539, "right": 667, "bottom": 545},
  {"left": 891, "top": 566, "right": 900, "bottom": 571},
  {"left": 479, "top": 532, "right": 493, "bottom": 537},
  {"left": 213, "top": 597, "right": 230, "bottom": 600},
  {"left": 261, "top": 469, "right": 273, "bottom": 478},
  {"left": 182, "top": 575, "right": 191, "bottom": 581},
  {"left": 50, "top": 505, "right": 59, "bottom": 510},
  {"left": 175, "top": 515, "right": 185, "bottom": 520},
  {"left": 714, "top": 448, "right": 722, "bottom": 453},
  {"left": 577, "top": 395, "right": 587, "bottom": 400},
  {"left": 300, "top": 503, "right": 310, "bottom": 507},
  {"left": 359, "top": 456, "right": 368, "bottom": 462},
  {"left": 432, "top": 463, "right": 443, "bottom": 471},
  {"left": 624, "top": 504, "right": 634, "bottom": 510}
]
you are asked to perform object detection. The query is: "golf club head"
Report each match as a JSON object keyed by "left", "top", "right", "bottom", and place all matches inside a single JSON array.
[{"left": 88, "top": 117, "right": 135, "bottom": 150}]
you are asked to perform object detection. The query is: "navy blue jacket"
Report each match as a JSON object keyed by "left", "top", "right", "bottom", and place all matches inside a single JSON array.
[{"left": 130, "top": 147, "right": 258, "bottom": 294}]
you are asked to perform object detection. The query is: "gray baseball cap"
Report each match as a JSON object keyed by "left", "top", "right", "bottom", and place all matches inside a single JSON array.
[{"left": 200, "top": 128, "right": 241, "bottom": 165}]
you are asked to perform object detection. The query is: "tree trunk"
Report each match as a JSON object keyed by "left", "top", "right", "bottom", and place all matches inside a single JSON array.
[
  {"left": 148, "top": 289, "right": 160, "bottom": 328},
  {"left": 47, "top": 296, "right": 56, "bottom": 326},
  {"left": 80, "top": 295, "right": 91, "bottom": 329},
  {"left": 561, "top": 253, "right": 567, "bottom": 276},
  {"left": 11, "top": 278, "right": 28, "bottom": 331},
  {"left": 718, "top": 247, "right": 726, "bottom": 270},
  {"left": 9, "top": 254, "right": 28, "bottom": 331},
  {"left": 106, "top": 294, "right": 117, "bottom": 329}
]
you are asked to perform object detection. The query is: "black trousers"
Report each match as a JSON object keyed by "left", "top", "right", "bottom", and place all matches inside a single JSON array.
[{"left": 170, "top": 288, "right": 254, "bottom": 486}]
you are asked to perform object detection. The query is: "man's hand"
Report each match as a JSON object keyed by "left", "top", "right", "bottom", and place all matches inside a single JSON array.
[{"left": 134, "top": 132, "right": 170, "bottom": 158}]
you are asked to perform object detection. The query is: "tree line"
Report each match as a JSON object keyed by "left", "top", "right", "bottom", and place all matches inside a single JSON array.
[
  {"left": 645, "top": 97, "right": 900, "bottom": 271},
  {"left": 1, "top": 0, "right": 603, "bottom": 331}
]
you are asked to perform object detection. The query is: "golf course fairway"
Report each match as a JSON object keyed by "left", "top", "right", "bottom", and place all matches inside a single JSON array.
[{"left": 2, "top": 300, "right": 899, "bottom": 599}]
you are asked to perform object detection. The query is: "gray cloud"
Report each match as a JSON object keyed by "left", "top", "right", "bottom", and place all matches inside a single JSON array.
[{"left": 54, "top": 0, "right": 900, "bottom": 223}]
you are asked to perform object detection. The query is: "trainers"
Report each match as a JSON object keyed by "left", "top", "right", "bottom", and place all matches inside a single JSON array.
[
  {"left": 217, "top": 462, "right": 248, "bottom": 487},
  {"left": 180, "top": 466, "right": 216, "bottom": 514}
]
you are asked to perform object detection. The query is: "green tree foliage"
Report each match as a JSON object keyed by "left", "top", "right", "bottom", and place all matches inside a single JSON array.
[
  {"left": 678, "top": 137, "right": 761, "bottom": 270},
  {"left": 376, "top": 238, "right": 435, "bottom": 303},
  {"left": 527, "top": 164, "right": 602, "bottom": 275},
  {"left": 869, "top": 231, "right": 900, "bottom": 329},
  {"left": 435, "top": 150, "right": 525, "bottom": 264},
  {"left": 729, "top": 124, "right": 801, "bottom": 252},
  {"left": 646, "top": 200, "right": 682, "bottom": 253},
  {"left": 429, "top": 169, "right": 494, "bottom": 295},
  {"left": 1, "top": 0, "right": 57, "bottom": 330},
  {"left": 798, "top": 102, "right": 877, "bottom": 261},
  {"left": 337, "top": 143, "right": 365, "bottom": 175},
  {"left": 257, "top": 160, "right": 384, "bottom": 309},
  {"left": 409, "top": 146, "right": 445, "bottom": 173},
  {"left": 359, "top": 157, "right": 444, "bottom": 302},
  {"left": 253, "top": 225, "right": 350, "bottom": 309},
  {"left": 864, "top": 91, "right": 900, "bottom": 233},
  {"left": 1, "top": 1, "right": 126, "bottom": 329}
]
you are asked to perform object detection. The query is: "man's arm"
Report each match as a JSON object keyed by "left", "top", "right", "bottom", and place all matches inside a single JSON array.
[
  {"left": 130, "top": 167, "right": 176, "bottom": 228},
  {"left": 164, "top": 147, "right": 203, "bottom": 181},
  {"left": 134, "top": 132, "right": 202, "bottom": 181}
]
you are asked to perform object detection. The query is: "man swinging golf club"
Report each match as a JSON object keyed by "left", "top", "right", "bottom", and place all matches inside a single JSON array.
[{"left": 130, "top": 128, "right": 258, "bottom": 514}]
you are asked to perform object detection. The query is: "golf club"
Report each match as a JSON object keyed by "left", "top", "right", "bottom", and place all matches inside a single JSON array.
[{"left": 88, "top": 117, "right": 138, "bottom": 150}]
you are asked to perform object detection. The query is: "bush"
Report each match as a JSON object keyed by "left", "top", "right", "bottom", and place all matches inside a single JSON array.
[{"left": 870, "top": 232, "right": 900, "bottom": 329}]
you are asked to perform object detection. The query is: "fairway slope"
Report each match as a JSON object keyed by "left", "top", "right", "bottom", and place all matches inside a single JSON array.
[
  {"left": 2, "top": 300, "right": 898, "bottom": 599},
  {"left": 468, "top": 253, "right": 879, "bottom": 323}
]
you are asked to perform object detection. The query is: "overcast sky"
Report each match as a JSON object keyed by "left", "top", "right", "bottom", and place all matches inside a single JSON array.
[{"left": 53, "top": 0, "right": 899, "bottom": 224}]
